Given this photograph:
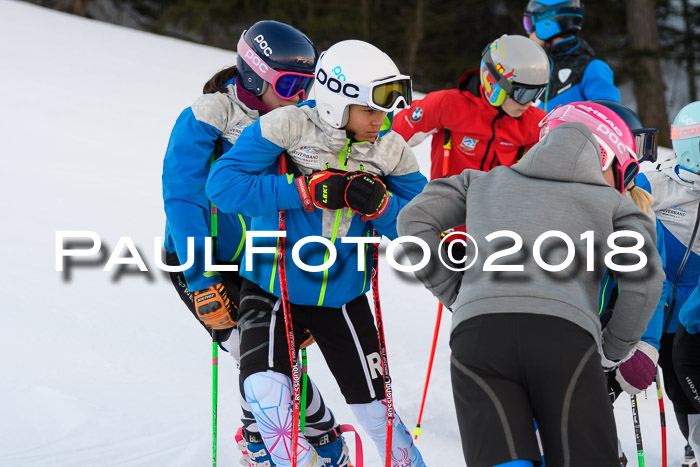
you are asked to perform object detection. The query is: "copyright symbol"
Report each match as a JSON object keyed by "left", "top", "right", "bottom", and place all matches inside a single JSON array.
[{"left": 438, "top": 232, "right": 479, "bottom": 272}]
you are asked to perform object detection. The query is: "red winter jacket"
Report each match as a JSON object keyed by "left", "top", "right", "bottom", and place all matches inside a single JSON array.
[{"left": 394, "top": 69, "right": 546, "bottom": 181}]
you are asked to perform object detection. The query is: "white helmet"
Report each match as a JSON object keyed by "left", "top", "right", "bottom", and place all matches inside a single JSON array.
[{"left": 313, "top": 40, "right": 412, "bottom": 128}]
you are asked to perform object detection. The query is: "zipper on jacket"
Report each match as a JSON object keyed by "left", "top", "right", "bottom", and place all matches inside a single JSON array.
[
  {"left": 339, "top": 139, "right": 352, "bottom": 169},
  {"left": 230, "top": 214, "right": 247, "bottom": 262},
  {"left": 317, "top": 209, "right": 343, "bottom": 306},
  {"left": 317, "top": 139, "right": 355, "bottom": 306},
  {"left": 361, "top": 230, "right": 371, "bottom": 294},
  {"left": 480, "top": 114, "right": 502, "bottom": 171},
  {"left": 269, "top": 237, "right": 281, "bottom": 293}
]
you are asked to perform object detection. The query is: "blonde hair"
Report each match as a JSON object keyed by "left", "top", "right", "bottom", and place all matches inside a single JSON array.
[{"left": 626, "top": 183, "right": 654, "bottom": 215}]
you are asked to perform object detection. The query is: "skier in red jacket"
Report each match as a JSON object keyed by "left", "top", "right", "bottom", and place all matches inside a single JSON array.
[{"left": 394, "top": 35, "right": 550, "bottom": 180}]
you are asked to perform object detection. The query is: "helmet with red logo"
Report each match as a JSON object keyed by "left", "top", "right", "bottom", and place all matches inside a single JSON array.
[
  {"left": 236, "top": 20, "right": 318, "bottom": 100},
  {"left": 671, "top": 101, "right": 700, "bottom": 173},
  {"left": 479, "top": 35, "right": 550, "bottom": 107},
  {"left": 539, "top": 101, "right": 638, "bottom": 193}
]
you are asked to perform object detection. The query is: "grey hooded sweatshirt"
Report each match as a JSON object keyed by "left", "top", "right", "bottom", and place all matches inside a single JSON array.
[{"left": 397, "top": 122, "right": 664, "bottom": 360}]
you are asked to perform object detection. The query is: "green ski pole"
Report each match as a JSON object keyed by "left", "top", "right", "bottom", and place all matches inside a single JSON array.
[
  {"left": 212, "top": 331, "right": 219, "bottom": 466},
  {"left": 631, "top": 394, "right": 645, "bottom": 466},
  {"left": 300, "top": 348, "right": 308, "bottom": 432}
]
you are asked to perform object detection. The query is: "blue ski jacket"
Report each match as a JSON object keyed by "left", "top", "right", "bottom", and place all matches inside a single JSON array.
[
  {"left": 206, "top": 102, "right": 428, "bottom": 307},
  {"left": 162, "top": 78, "right": 259, "bottom": 292},
  {"left": 536, "top": 38, "right": 620, "bottom": 113},
  {"left": 678, "top": 275, "right": 700, "bottom": 334},
  {"left": 636, "top": 162, "right": 700, "bottom": 335}
]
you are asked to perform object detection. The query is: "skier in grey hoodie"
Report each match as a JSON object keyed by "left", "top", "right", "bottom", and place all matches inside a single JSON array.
[{"left": 397, "top": 101, "right": 665, "bottom": 467}]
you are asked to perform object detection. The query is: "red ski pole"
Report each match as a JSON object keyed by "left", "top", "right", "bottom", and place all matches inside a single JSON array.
[
  {"left": 412, "top": 302, "right": 443, "bottom": 439},
  {"left": 656, "top": 372, "right": 668, "bottom": 467},
  {"left": 370, "top": 235, "right": 394, "bottom": 467},
  {"left": 413, "top": 129, "right": 451, "bottom": 440},
  {"left": 278, "top": 154, "right": 300, "bottom": 467}
]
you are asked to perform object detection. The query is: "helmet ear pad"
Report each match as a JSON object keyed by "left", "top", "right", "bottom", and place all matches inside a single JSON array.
[
  {"left": 489, "top": 83, "right": 508, "bottom": 107},
  {"left": 535, "top": 19, "right": 563, "bottom": 41},
  {"left": 236, "top": 55, "right": 265, "bottom": 96},
  {"left": 479, "top": 57, "right": 508, "bottom": 107}
]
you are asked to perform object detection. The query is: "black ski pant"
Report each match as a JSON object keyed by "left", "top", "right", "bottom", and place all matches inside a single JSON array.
[
  {"left": 673, "top": 324, "right": 700, "bottom": 414},
  {"left": 165, "top": 252, "right": 337, "bottom": 438},
  {"left": 237, "top": 278, "right": 386, "bottom": 404},
  {"left": 450, "top": 313, "right": 619, "bottom": 467},
  {"left": 659, "top": 328, "right": 700, "bottom": 440}
]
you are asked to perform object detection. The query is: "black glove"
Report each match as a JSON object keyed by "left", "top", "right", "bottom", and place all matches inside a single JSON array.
[
  {"left": 344, "top": 173, "right": 390, "bottom": 219},
  {"left": 305, "top": 169, "right": 354, "bottom": 210}
]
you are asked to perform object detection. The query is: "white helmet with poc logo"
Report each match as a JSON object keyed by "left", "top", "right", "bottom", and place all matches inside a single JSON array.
[{"left": 313, "top": 40, "right": 412, "bottom": 128}]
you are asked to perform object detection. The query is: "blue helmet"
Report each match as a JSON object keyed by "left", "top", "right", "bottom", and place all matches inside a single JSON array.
[
  {"left": 671, "top": 101, "right": 700, "bottom": 173},
  {"left": 236, "top": 20, "right": 318, "bottom": 97},
  {"left": 524, "top": 0, "right": 584, "bottom": 41}
]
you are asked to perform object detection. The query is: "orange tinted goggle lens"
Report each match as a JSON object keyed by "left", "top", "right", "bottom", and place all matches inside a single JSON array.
[{"left": 371, "top": 80, "right": 412, "bottom": 110}]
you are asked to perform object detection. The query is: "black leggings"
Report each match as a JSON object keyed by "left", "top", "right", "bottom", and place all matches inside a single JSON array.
[
  {"left": 450, "top": 313, "right": 619, "bottom": 467},
  {"left": 237, "top": 279, "right": 386, "bottom": 404},
  {"left": 673, "top": 324, "right": 700, "bottom": 414}
]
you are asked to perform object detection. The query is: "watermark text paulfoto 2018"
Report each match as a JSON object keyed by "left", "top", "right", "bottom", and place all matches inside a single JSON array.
[{"left": 55, "top": 230, "right": 648, "bottom": 275}]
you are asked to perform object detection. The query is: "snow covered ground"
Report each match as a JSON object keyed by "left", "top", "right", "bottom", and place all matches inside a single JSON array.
[{"left": 0, "top": 0, "right": 688, "bottom": 465}]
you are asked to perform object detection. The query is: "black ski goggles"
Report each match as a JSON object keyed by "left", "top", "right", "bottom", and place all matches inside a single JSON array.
[
  {"left": 511, "top": 84, "right": 547, "bottom": 105},
  {"left": 633, "top": 128, "right": 659, "bottom": 163}
]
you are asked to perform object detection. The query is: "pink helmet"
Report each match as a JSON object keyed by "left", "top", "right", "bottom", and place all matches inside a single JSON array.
[{"left": 539, "top": 101, "right": 639, "bottom": 193}]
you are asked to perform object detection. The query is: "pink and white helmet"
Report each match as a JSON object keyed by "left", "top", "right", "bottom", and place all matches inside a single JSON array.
[{"left": 539, "top": 101, "right": 639, "bottom": 193}]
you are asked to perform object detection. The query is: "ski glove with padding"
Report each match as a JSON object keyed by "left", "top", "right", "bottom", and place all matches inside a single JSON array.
[
  {"left": 615, "top": 341, "right": 659, "bottom": 394},
  {"left": 344, "top": 173, "right": 390, "bottom": 219},
  {"left": 305, "top": 169, "right": 352, "bottom": 210},
  {"left": 194, "top": 282, "right": 237, "bottom": 330}
]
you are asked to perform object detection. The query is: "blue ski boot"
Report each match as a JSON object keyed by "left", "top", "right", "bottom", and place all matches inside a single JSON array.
[
  {"left": 236, "top": 427, "right": 276, "bottom": 467},
  {"left": 309, "top": 427, "right": 350, "bottom": 467}
]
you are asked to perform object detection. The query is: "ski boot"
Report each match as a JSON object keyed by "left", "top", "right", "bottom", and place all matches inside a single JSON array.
[
  {"left": 236, "top": 427, "right": 275, "bottom": 467},
  {"left": 308, "top": 427, "right": 351, "bottom": 467},
  {"left": 682, "top": 443, "right": 698, "bottom": 467}
]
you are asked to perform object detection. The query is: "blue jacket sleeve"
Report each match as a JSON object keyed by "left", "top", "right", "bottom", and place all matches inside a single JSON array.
[
  {"left": 680, "top": 280, "right": 700, "bottom": 334},
  {"left": 370, "top": 171, "right": 429, "bottom": 239},
  {"left": 581, "top": 60, "right": 621, "bottom": 103},
  {"left": 162, "top": 107, "right": 223, "bottom": 291},
  {"left": 206, "top": 120, "right": 304, "bottom": 217}
]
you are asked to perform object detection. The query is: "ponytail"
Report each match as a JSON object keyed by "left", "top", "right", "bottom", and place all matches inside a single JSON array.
[
  {"left": 626, "top": 184, "right": 654, "bottom": 216},
  {"left": 203, "top": 66, "right": 238, "bottom": 94}
]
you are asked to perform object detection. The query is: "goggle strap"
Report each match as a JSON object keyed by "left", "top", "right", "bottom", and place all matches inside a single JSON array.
[
  {"left": 237, "top": 34, "right": 280, "bottom": 84},
  {"left": 671, "top": 123, "right": 700, "bottom": 140},
  {"left": 482, "top": 47, "right": 514, "bottom": 95}
]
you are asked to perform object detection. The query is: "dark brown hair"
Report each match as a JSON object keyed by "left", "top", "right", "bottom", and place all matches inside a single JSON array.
[{"left": 203, "top": 65, "right": 238, "bottom": 94}]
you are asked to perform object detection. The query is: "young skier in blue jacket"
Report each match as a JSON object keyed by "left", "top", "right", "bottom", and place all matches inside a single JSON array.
[
  {"left": 162, "top": 20, "right": 349, "bottom": 466},
  {"left": 637, "top": 101, "right": 700, "bottom": 467},
  {"left": 523, "top": 1, "right": 621, "bottom": 111},
  {"left": 207, "top": 40, "right": 427, "bottom": 467}
]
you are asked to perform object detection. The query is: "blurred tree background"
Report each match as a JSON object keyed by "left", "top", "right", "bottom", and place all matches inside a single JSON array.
[{"left": 26, "top": 0, "right": 700, "bottom": 142}]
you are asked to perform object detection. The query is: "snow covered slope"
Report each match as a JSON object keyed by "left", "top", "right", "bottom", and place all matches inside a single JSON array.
[{"left": 0, "top": 0, "right": 686, "bottom": 465}]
